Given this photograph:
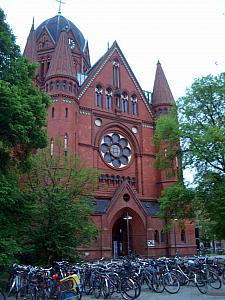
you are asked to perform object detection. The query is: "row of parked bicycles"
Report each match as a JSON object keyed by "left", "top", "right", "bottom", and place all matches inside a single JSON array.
[{"left": 3, "top": 255, "right": 225, "bottom": 300}]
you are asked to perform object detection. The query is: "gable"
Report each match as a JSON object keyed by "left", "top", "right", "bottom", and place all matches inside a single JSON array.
[
  {"left": 36, "top": 27, "right": 55, "bottom": 50},
  {"left": 78, "top": 43, "right": 154, "bottom": 122}
]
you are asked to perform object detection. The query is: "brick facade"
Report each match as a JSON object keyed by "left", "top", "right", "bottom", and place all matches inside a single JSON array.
[{"left": 23, "top": 14, "right": 197, "bottom": 259}]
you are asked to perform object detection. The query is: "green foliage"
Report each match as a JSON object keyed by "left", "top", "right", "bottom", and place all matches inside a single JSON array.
[
  {"left": 153, "top": 106, "right": 181, "bottom": 178},
  {"left": 194, "top": 172, "right": 225, "bottom": 240},
  {"left": 159, "top": 181, "right": 195, "bottom": 220},
  {"left": 0, "top": 8, "right": 20, "bottom": 75},
  {"left": 178, "top": 73, "right": 225, "bottom": 176},
  {"left": 0, "top": 9, "right": 50, "bottom": 267},
  {"left": 0, "top": 172, "right": 33, "bottom": 268},
  {"left": 22, "top": 149, "right": 98, "bottom": 265},
  {"left": 0, "top": 9, "right": 50, "bottom": 171}
]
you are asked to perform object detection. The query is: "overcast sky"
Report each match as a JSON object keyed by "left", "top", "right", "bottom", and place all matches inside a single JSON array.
[
  {"left": 1, "top": 0, "right": 225, "bottom": 183},
  {"left": 1, "top": 0, "right": 225, "bottom": 100}
]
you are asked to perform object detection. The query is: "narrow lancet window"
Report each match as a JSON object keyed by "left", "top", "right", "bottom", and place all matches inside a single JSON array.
[
  {"left": 122, "top": 92, "right": 128, "bottom": 113},
  {"left": 105, "top": 88, "right": 112, "bottom": 109},
  {"left": 131, "top": 95, "right": 138, "bottom": 115},
  {"left": 50, "top": 138, "right": 54, "bottom": 157},
  {"left": 95, "top": 86, "right": 103, "bottom": 107},
  {"left": 113, "top": 60, "right": 120, "bottom": 89}
]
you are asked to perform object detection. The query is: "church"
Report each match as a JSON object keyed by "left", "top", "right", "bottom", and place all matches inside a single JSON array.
[{"left": 23, "top": 10, "right": 196, "bottom": 259}]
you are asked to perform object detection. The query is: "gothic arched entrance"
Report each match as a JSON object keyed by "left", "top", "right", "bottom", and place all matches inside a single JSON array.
[{"left": 112, "top": 214, "right": 133, "bottom": 257}]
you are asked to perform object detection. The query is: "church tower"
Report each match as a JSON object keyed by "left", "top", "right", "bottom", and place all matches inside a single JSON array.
[{"left": 23, "top": 12, "right": 197, "bottom": 259}]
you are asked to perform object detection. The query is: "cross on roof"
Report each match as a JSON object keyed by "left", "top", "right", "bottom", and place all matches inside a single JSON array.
[{"left": 56, "top": 0, "right": 66, "bottom": 15}]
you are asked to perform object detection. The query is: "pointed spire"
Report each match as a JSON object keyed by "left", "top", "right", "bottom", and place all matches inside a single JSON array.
[
  {"left": 23, "top": 19, "right": 37, "bottom": 62},
  {"left": 152, "top": 61, "right": 174, "bottom": 106},
  {"left": 46, "top": 29, "right": 75, "bottom": 79}
]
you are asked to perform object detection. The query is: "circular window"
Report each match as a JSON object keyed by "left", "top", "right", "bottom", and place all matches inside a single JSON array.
[
  {"left": 123, "top": 193, "right": 130, "bottom": 202},
  {"left": 100, "top": 133, "right": 132, "bottom": 169},
  {"left": 132, "top": 126, "right": 138, "bottom": 134},
  {"left": 95, "top": 118, "right": 102, "bottom": 127}
]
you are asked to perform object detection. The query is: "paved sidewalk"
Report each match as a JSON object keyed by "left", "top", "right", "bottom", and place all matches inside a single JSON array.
[{"left": 83, "top": 283, "right": 225, "bottom": 300}]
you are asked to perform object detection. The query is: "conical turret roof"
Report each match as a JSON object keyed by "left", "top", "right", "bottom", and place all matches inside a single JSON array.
[
  {"left": 152, "top": 61, "right": 174, "bottom": 106},
  {"left": 46, "top": 29, "right": 76, "bottom": 79},
  {"left": 23, "top": 19, "right": 37, "bottom": 62}
]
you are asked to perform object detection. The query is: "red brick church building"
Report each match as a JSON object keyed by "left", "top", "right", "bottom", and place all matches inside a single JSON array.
[{"left": 23, "top": 13, "right": 196, "bottom": 259}]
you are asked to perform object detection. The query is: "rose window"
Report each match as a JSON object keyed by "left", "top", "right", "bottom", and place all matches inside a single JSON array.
[{"left": 100, "top": 133, "right": 132, "bottom": 169}]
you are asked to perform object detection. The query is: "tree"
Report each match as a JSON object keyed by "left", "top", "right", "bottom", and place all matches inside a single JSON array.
[
  {"left": 194, "top": 172, "right": 225, "bottom": 239},
  {"left": 154, "top": 73, "right": 225, "bottom": 239},
  {"left": 22, "top": 148, "right": 98, "bottom": 265},
  {"left": 158, "top": 181, "right": 194, "bottom": 221},
  {"left": 178, "top": 73, "right": 225, "bottom": 176},
  {"left": 0, "top": 8, "right": 20, "bottom": 75},
  {"left": 0, "top": 9, "right": 50, "bottom": 268},
  {"left": 0, "top": 8, "right": 50, "bottom": 171},
  {"left": 153, "top": 107, "right": 182, "bottom": 179},
  {"left": 0, "top": 171, "right": 34, "bottom": 267}
]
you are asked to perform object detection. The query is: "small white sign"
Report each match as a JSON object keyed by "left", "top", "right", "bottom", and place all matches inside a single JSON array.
[{"left": 147, "top": 240, "right": 155, "bottom": 247}]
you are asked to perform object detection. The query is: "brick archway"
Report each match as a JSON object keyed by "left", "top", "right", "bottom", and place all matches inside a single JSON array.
[{"left": 110, "top": 208, "right": 146, "bottom": 257}]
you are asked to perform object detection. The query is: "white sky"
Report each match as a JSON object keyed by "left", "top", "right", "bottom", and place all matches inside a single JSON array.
[
  {"left": 1, "top": 0, "right": 225, "bottom": 184},
  {"left": 1, "top": 0, "right": 225, "bottom": 101}
]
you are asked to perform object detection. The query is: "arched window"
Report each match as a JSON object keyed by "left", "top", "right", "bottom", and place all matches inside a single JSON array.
[
  {"left": 64, "top": 133, "right": 68, "bottom": 152},
  {"left": 62, "top": 81, "right": 67, "bottom": 91},
  {"left": 95, "top": 85, "right": 103, "bottom": 107},
  {"left": 163, "top": 107, "right": 168, "bottom": 114},
  {"left": 181, "top": 230, "right": 186, "bottom": 242},
  {"left": 122, "top": 92, "right": 128, "bottom": 113},
  {"left": 50, "top": 81, "right": 53, "bottom": 91},
  {"left": 68, "top": 82, "right": 72, "bottom": 92},
  {"left": 45, "top": 84, "right": 48, "bottom": 92},
  {"left": 51, "top": 107, "right": 55, "bottom": 118},
  {"left": 131, "top": 95, "right": 138, "bottom": 115},
  {"left": 161, "top": 230, "right": 165, "bottom": 243},
  {"left": 65, "top": 108, "right": 68, "bottom": 118},
  {"left": 105, "top": 88, "right": 112, "bottom": 109},
  {"left": 56, "top": 81, "right": 60, "bottom": 90},
  {"left": 40, "top": 62, "right": 44, "bottom": 80},
  {"left": 50, "top": 138, "right": 54, "bottom": 157},
  {"left": 113, "top": 60, "right": 120, "bottom": 89},
  {"left": 154, "top": 230, "right": 159, "bottom": 244},
  {"left": 115, "top": 96, "right": 120, "bottom": 109},
  {"left": 158, "top": 108, "right": 162, "bottom": 115}
]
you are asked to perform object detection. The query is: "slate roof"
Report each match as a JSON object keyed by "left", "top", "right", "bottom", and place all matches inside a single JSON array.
[
  {"left": 36, "top": 15, "right": 86, "bottom": 51},
  {"left": 141, "top": 201, "right": 160, "bottom": 216},
  {"left": 91, "top": 199, "right": 111, "bottom": 214}
]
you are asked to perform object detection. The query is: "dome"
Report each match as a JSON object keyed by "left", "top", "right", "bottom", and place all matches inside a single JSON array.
[{"left": 36, "top": 15, "right": 86, "bottom": 51}]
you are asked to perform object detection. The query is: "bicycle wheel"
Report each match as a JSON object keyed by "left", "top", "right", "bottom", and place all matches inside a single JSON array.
[
  {"left": 101, "top": 278, "right": 110, "bottom": 299},
  {"left": 222, "top": 268, "right": 225, "bottom": 285},
  {"left": 196, "top": 272, "right": 208, "bottom": 294},
  {"left": 16, "top": 286, "right": 32, "bottom": 300},
  {"left": 151, "top": 273, "right": 164, "bottom": 293},
  {"left": 7, "top": 279, "right": 17, "bottom": 297},
  {"left": 120, "top": 277, "right": 140, "bottom": 300},
  {"left": 0, "top": 290, "right": 6, "bottom": 300},
  {"left": 163, "top": 272, "right": 180, "bottom": 294},
  {"left": 82, "top": 277, "right": 92, "bottom": 295},
  {"left": 93, "top": 279, "right": 101, "bottom": 299},
  {"left": 172, "top": 270, "right": 188, "bottom": 286},
  {"left": 208, "top": 271, "right": 221, "bottom": 289}
]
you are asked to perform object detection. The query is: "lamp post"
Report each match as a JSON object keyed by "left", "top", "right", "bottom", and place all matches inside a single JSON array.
[
  {"left": 173, "top": 218, "right": 178, "bottom": 256},
  {"left": 123, "top": 213, "right": 132, "bottom": 255}
]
